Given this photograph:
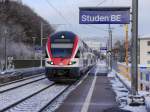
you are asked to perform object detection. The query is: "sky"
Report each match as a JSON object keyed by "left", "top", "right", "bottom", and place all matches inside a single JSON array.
[{"left": 22, "top": 0, "right": 150, "bottom": 43}]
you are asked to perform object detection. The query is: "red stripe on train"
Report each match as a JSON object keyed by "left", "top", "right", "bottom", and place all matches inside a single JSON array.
[
  {"left": 71, "top": 36, "right": 79, "bottom": 58},
  {"left": 47, "top": 37, "right": 52, "bottom": 59}
]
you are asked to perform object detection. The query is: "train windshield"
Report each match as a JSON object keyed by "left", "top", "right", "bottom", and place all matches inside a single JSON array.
[
  {"left": 51, "top": 48, "right": 72, "bottom": 58},
  {"left": 51, "top": 43, "right": 73, "bottom": 58}
]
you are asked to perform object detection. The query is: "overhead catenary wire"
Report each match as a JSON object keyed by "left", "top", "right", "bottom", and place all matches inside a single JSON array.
[
  {"left": 96, "top": 0, "right": 108, "bottom": 6},
  {"left": 81, "top": 0, "right": 109, "bottom": 32},
  {"left": 46, "top": 0, "right": 81, "bottom": 33},
  {"left": 45, "top": 0, "right": 71, "bottom": 25},
  {"left": 46, "top": 0, "right": 83, "bottom": 35},
  {"left": 45, "top": 0, "right": 110, "bottom": 36}
]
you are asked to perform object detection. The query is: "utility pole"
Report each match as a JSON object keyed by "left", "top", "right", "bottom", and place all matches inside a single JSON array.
[
  {"left": 128, "top": 0, "right": 144, "bottom": 106},
  {"left": 131, "top": 0, "right": 138, "bottom": 95},
  {"left": 40, "top": 22, "right": 43, "bottom": 67}
]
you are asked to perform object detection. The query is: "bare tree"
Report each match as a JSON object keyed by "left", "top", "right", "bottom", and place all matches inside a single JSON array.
[{"left": 0, "top": 1, "right": 55, "bottom": 60}]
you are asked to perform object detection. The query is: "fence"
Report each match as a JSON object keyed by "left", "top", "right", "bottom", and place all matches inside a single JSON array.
[
  {"left": 117, "top": 62, "right": 150, "bottom": 91},
  {"left": 0, "top": 59, "right": 45, "bottom": 71}
]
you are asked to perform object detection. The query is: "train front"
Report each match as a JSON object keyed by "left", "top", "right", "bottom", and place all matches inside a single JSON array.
[{"left": 45, "top": 31, "right": 80, "bottom": 82}]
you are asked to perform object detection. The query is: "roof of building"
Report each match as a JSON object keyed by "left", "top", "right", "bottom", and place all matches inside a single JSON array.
[{"left": 139, "top": 34, "right": 150, "bottom": 39}]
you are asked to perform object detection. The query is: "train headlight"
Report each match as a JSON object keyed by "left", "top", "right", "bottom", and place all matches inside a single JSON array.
[
  {"left": 69, "top": 62, "right": 72, "bottom": 65},
  {"left": 50, "top": 61, "right": 54, "bottom": 65},
  {"left": 47, "top": 61, "right": 54, "bottom": 65},
  {"left": 68, "top": 61, "right": 76, "bottom": 65}
]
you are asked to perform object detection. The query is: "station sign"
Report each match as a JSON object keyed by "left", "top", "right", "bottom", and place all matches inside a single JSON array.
[
  {"left": 35, "top": 46, "right": 43, "bottom": 53},
  {"left": 100, "top": 47, "right": 107, "bottom": 50},
  {"left": 79, "top": 7, "right": 130, "bottom": 24}
]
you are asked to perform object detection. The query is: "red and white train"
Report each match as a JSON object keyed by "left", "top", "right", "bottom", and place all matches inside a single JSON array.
[{"left": 45, "top": 31, "right": 96, "bottom": 82}]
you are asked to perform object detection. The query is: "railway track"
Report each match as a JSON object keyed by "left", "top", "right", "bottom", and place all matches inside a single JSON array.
[
  {"left": 0, "top": 67, "right": 93, "bottom": 112},
  {"left": 0, "top": 73, "right": 71, "bottom": 112},
  {"left": 0, "top": 68, "right": 44, "bottom": 85},
  {"left": 4, "top": 84, "right": 70, "bottom": 112},
  {"left": 0, "top": 73, "right": 45, "bottom": 87},
  {"left": 0, "top": 74, "right": 46, "bottom": 93}
]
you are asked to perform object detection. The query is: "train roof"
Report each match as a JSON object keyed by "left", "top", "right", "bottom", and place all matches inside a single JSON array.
[
  {"left": 50, "top": 31, "right": 77, "bottom": 39},
  {"left": 49, "top": 31, "right": 93, "bottom": 51}
]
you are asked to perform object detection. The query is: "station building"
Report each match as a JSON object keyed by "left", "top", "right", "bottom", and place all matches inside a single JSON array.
[{"left": 139, "top": 35, "right": 150, "bottom": 65}]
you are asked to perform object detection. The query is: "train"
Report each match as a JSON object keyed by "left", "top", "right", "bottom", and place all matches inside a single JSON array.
[{"left": 45, "top": 31, "right": 97, "bottom": 82}]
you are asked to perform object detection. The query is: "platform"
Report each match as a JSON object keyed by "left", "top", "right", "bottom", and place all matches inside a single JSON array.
[{"left": 56, "top": 64, "right": 130, "bottom": 112}]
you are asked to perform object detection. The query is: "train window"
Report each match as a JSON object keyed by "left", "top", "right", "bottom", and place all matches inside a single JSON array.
[
  {"left": 51, "top": 43, "right": 73, "bottom": 48},
  {"left": 75, "top": 50, "right": 80, "bottom": 58},
  {"left": 51, "top": 48, "right": 72, "bottom": 58},
  {"left": 147, "top": 41, "right": 150, "bottom": 46}
]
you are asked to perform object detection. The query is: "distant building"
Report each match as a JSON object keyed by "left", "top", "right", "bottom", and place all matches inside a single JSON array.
[
  {"left": 139, "top": 35, "right": 150, "bottom": 64},
  {"left": 83, "top": 38, "right": 106, "bottom": 51}
]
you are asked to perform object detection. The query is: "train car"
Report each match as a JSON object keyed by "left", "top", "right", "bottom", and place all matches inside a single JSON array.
[{"left": 45, "top": 31, "right": 96, "bottom": 82}]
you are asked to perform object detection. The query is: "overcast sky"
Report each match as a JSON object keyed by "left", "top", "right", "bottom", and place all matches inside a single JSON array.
[{"left": 22, "top": 0, "right": 150, "bottom": 42}]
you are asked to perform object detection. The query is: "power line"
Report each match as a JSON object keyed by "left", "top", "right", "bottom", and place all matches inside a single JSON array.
[
  {"left": 80, "top": 0, "right": 114, "bottom": 35},
  {"left": 96, "top": 0, "right": 108, "bottom": 6},
  {"left": 45, "top": 0, "right": 71, "bottom": 25}
]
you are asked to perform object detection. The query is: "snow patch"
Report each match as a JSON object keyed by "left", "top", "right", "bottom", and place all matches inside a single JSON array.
[
  {"left": 110, "top": 70, "right": 147, "bottom": 112},
  {"left": 123, "top": 105, "right": 147, "bottom": 112},
  {"left": 107, "top": 71, "right": 116, "bottom": 78}
]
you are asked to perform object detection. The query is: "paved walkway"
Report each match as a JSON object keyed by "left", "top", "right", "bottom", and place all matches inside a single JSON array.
[{"left": 56, "top": 64, "right": 130, "bottom": 112}]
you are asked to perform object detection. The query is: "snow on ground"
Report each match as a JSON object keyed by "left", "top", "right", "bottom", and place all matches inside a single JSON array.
[
  {"left": 113, "top": 70, "right": 131, "bottom": 90},
  {"left": 0, "top": 75, "right": 45, "bottom": 92},
  {"left": 0, "top": 67, "right": 16, "bottom": 74},
  {"left": 43, "top": 67, "right": 94, "bottom": 112},
  {"left": 145, "top": 96, "right": 150, "bottom": 110},
  {"left": 6, "top": 85, "right": 67, "bottom": 112},
  {"left": 123, "top": 105, "right": 147, "bottom": 112},
  {"left": 108, "top": 71, "right": 147, "bottom": 112},
  {"left": 107, "top": 70, "right": 116, "bottom": 78},
  {"left": 0, "top": 79, "right": 51, "bottom": 110},
  {"left": 0, "top": 67, "right": 43, "bottom": 75},
  {"left": 0, "top": 70, "right": 13, "bottom": 75}
]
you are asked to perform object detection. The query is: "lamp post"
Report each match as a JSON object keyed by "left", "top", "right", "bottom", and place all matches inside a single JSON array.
[
  {"left": 40, "top": 22, "right": 43, "bottom": 67},
  {"left": 4, "top": 27, "right": 8, "bottom": 71},
  {"left": 32, "top": 37, "right": 37, "bottom": 67}
]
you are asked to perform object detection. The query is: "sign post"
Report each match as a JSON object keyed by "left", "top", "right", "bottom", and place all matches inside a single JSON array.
[
  {"left": 100, "top": 47, "right": 107, "bottom": 51},
  {"left": 35, "top": 46, "right": 43, "bottom": 54},
  {"left": 131, "top": 0, "right": 138, "bottom": 96}
]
